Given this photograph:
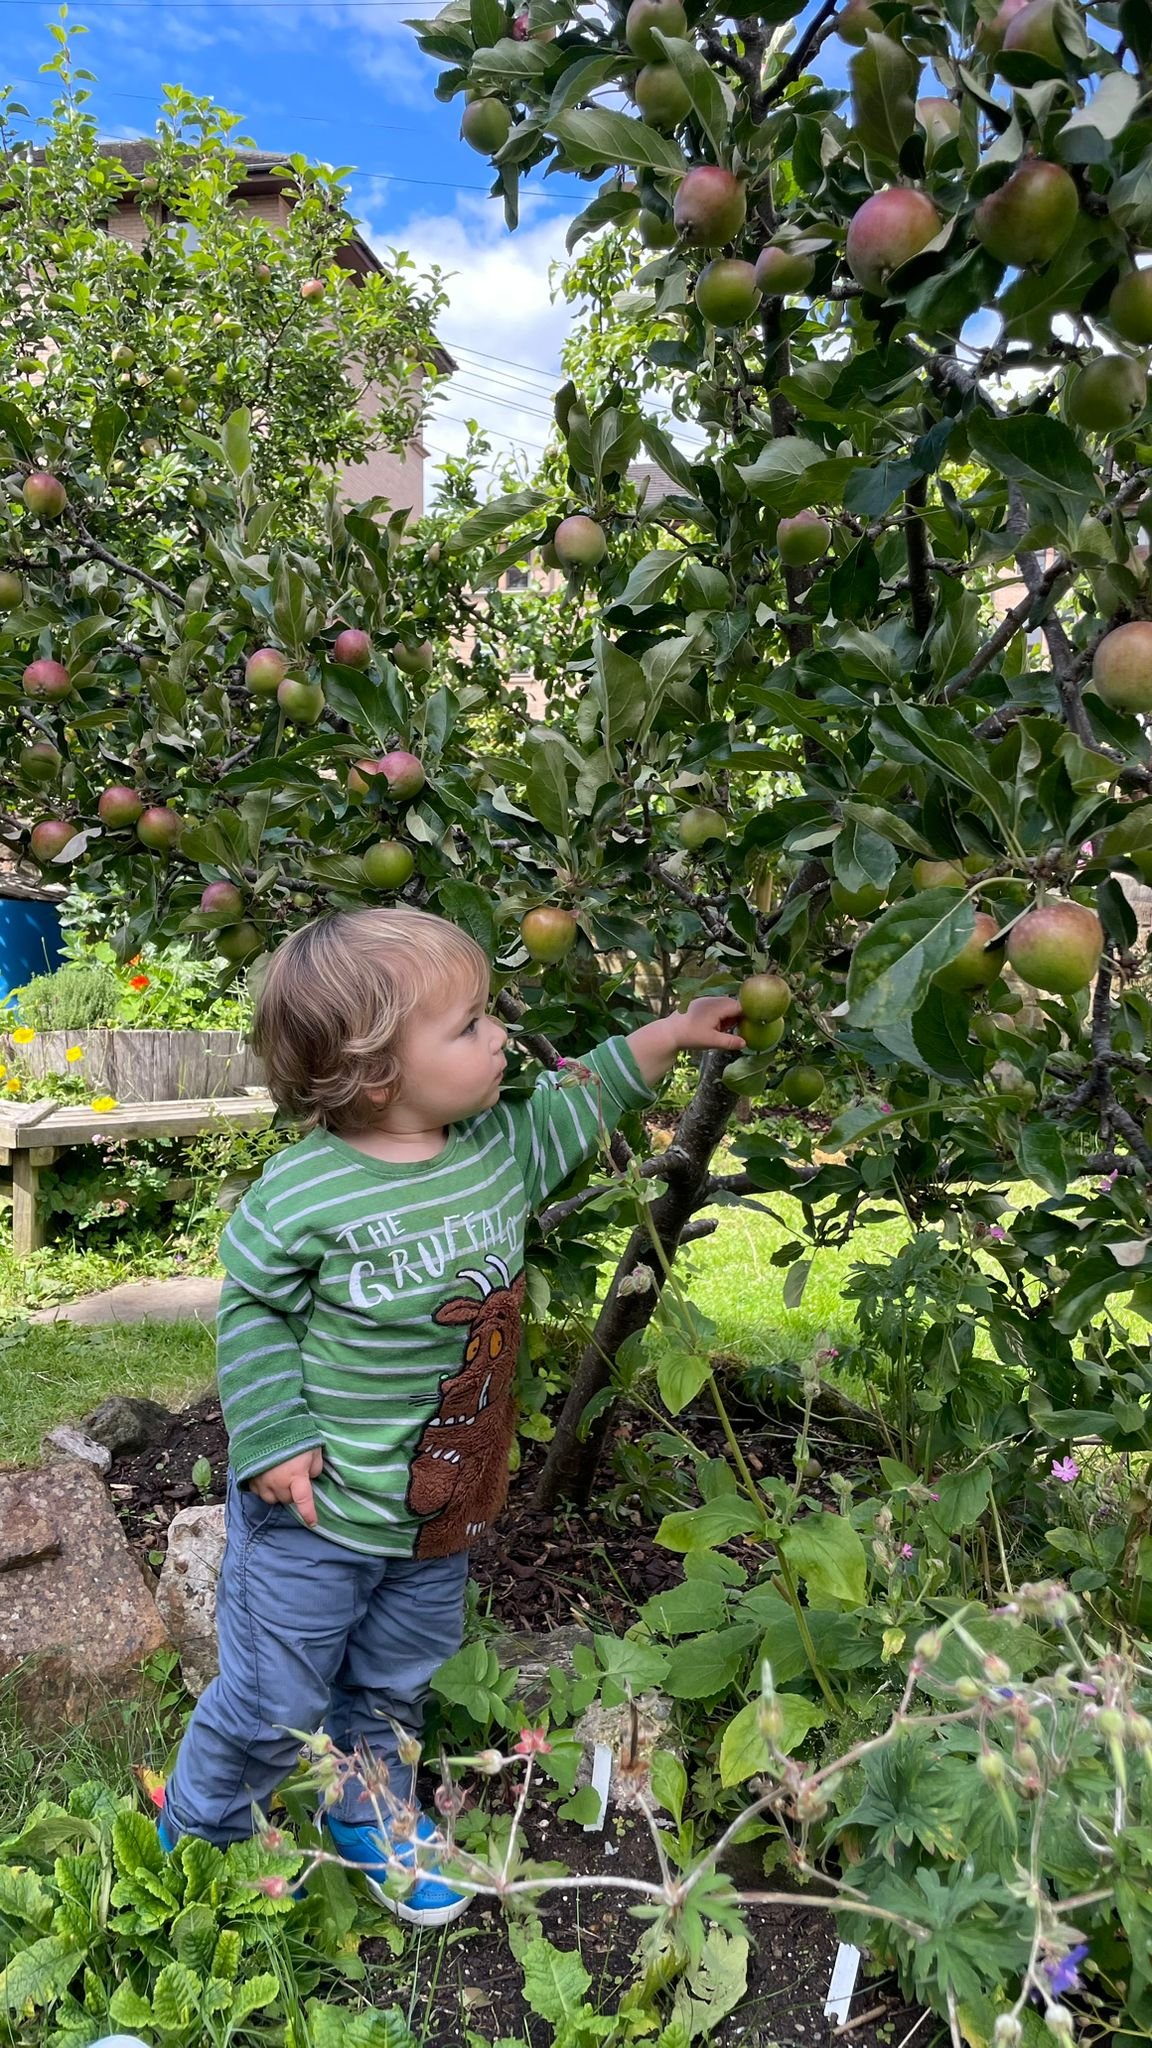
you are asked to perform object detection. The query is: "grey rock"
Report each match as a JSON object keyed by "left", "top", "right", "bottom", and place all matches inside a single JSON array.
[
  {"left": 42, "top": 1425, "right": 113, "bottom": 1476},
  {"left": 155, "top": 1504, "right": 226, "bottom": 1697},
  {"left": 487, "top": 1624, "right": 595, "bottom": 1713},
  {"left": 0, "top": 1502, "right": 60, "bottom": 1575},
  {"left": 82, "top": 1395, "right": 173, "bottom": 1457},
  {"left": 0, "top": 1463, "right": 170, "bottom": 1722}
]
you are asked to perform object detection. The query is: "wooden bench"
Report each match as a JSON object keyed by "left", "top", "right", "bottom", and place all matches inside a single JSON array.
[{"left": 0, "top": 1092, "right": 275, "bottom": 1256}]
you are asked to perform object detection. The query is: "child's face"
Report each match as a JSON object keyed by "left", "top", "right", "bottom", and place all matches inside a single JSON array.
[{"left": 383, "top": 981, "right": 508, "bottom": 1127}]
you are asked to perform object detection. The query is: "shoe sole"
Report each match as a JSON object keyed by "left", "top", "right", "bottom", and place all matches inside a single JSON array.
[{"left": 361, "top": 1871, "right": 470, "bottom": 1928}]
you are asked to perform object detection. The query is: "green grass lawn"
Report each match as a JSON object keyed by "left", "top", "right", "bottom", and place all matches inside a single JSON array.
[{"left": 0, "top": 1176, "right": 910, "bottom": 1463}]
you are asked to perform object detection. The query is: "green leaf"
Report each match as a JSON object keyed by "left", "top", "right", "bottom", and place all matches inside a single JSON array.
[
  {"left": 447, "top": 487, "right": 549, "bottom": 553},
  {"left": 736, "top": 437, "right": 827, "bottom": 514},
  {"left": 966, "top": 411, "right": 1097, "bottom": 512},
  {"left": 718, "top": 1693, "right": 827, "bottom": 1786},
  {"left": 172, "top": 1902, "right": 219, "bottom": 1976},
  {"left": 1018, "top": 1119, "right": 1067, "bottom": 1196},
  {"left": 109, "top": 1982, "right": 156, "bottom": 2029},
  {"left": 850, "top": 30, "right": 919, "bottom": 162},
  {"left": 557, "top": 1784, "right": 606, "bottom": 1824},
  {"left": 846, "top": 890, "right": 977, "bottom": 1029},
  {"left": 221, "top": 407, "right": 252, "bottom": 480},
  {"left": 1060, "top": 68, "right": 1140, "bottom": 141},
  {"left": 470, "top": 36, "right": 559, "bottom": 82},
  {"left": 0, "top": 399, "right": 38, "bottom": 461},
  {"left": 639, "top": 1578, "right": 730, "bottom": 1636},
  {"left": 650, "top": 30, "right": 734, "bottom": 158},
  {"left": 522, "top": 729, "right": 573, "bottom": 838},
  {"left": 0, "top": 1935, "right": 84, "bottom": 2013},
  {"left": 656, "top": 1346, "right": 712, "bottom": 1415},
  {"left": 91, "top": 400, "right": 129, "bottom": 471},
  {"left": 782, "top": 1258, "right": 812, "bottom": 1310},
  {"left": 779, "top": 1512, "right": 868, "bottom": 1609},
  {"left": 151, "top": 1960, "right": 202, "bottom": 2031},
  {"left": 231, "top": 1970, "right": 281, "bottom": 2023},
  {"left": 663, "top": 1623, "right": 761, "bottom": 1700},
  {"left": 471, "top": 0, "right": 503, "bottom": 46},
  {"left": 656, "top": 1500, "right": 765, "bottom": 1551},
  {"left": 927, "top": 1465, "right": 992, "bottom": 1535},
  {"left": 650, "top": 1749, "right": 688, "bottom": 1825},
  {"left": 520, "top": 1937, "right": 593, "bottom": 2023},
  {"left": 435, "top": 879, "right": 498, "bottom": 959},
  {"left": 591, "top": 630, "right": 649, "bottom": 748},
  {"left": 565, "top": 182, "right": 642, "bottom": 251},
  {"left": 549, "top": 107, "right": 686, "bottom": 174},
  {"left": 612, "top": 547, "right": 683, "bottom": 612},
  {"left": 549, "top": 53, "right": 628, "bottom": 117}
]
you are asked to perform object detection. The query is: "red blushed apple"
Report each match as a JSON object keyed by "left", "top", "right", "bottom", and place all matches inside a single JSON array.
[
  {"left": 97, "top": 786, "right": 146, "bottom": 829},
  {"left": 200, "top": 880, "right": 246, "bottom": 923},
  {"left": 30, "top": 819, "right": 77, "bottom": 863},
  {"left": 136, "top": 805, "right": 184, "bottom": 851},
  {"left": 245, "top": 647, "right": 289, "bottom": 696},
  {"left": 332, "top": 628, "right": 372, "bottom": 670},
  {"left": 377, "top": 750, "right": 426, "bottom": 800},
  {"left": 23, "top": 658, "right": 72, "bottom": 700},
  {"left": 22, "top": 471, "right": 68, "bottom": 519}
]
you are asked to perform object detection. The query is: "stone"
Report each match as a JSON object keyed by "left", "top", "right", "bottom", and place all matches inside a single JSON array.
[
  {"left": 82, "top": 1394, "right": 174, "bottom": 1457},
  {"left": 0, "top": 1463, "right": 170, "bottom": 1722},
  {"left": 0, "top": 1502, "right": 60, "bottom": 1574},
  {"left": 572, "top": 1692, "right": 678, "bottom": 1807},
  {"left": 488, "top": 1625, "right": 595, "bottom": 1713},
  {"left": 41, "top": 1425, "right": 112, "bottom": 1475},
  {"left": 31, "top": 1276, "right": 222, "bottom": 1326},
  {"left": 155, "top": 1504, "right": 226, "bottom": 1697}
]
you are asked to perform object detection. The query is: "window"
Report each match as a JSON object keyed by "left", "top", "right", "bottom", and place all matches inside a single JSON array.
[{"left": 503, "top": 565, "right": 529, "bottom": 590}]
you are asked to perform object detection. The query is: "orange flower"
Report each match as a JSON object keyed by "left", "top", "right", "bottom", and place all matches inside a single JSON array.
[{"left": 129, "top": 973, "right": 150, "bottom": 991}]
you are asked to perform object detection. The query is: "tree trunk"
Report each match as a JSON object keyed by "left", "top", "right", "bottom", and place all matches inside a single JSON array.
[{"left": 533, "top": 1045, "right": 741, "bottom": 1509}]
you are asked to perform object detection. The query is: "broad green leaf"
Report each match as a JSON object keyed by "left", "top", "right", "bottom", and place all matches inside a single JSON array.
[
  {"left": 779, "top": 1512, "right": 868, "bottom": 1609},
  {"left": 656, "top": 1345, "right": 712, "bottom": 1415},
  {"left": 736, "top": 437, "right": 827, "bottom": 513},
  {"left": 846, "top": 890, "right": 977, "bottom": 1030},
  {"left": 231, "top": 1971, "right": 281, "bottom": 2023},
  {"left": 782, "top": 1258, "right": 812, "bottom": 1309},
  {"left": 966, "top": 411, "right": 1097, "bottom": 511},
  {"left": 656, "top": 1500, "right": 765, "bottom": 1551},
  {"left": 1018, "top": 1119, "right": 1067, "bottom": 1196},
  {"left": 447, "top": 487, "right": 549, "bottom": 553},
  {"left": 109, "top": 1982, "right": 155, "bottom": 2029},
  {"left": 91, "top": 399, "right": 128, "bottom": 471},
  {"left": 0, "top": 1934, "right": 83, "bottom": 2012},
  {"left": 221, "top": 407, "right": 252, "bottom": 481},
  {"left": 522, "top": 729, "right": 573, "bottom": 839},
  {"left": 549, "top": 53, "right": 628, "bottom": 117},
  {"left": 927, "top": 1465, "right": 992, "bottom": 1535},
  {"left": 650, "top": 1749, "right": 688, "bottom": 1825},
  {"left": 470, "top": 36, "right": 559, "bottom": 82},
  {"left": 639, "top": 1578, "right": 730, "bottom": 1635},
  {"left": 592, "top": 630, "right": 649, "bottom": 747},
  {"left": 520, "top": 1938, "right": 593, "bottom": 2022},
  {"left": 549, "top": 107, "right": 686, "bottom": 174},
  {"left": 718, "top": 1693, "right": 826, "bottom": 1785},
  {"left": 850, "top": 30, "right": 919, "bottom": 162},
  {"left": 565, "top": 182, "right": 642, "bottom": 251},
  {"left": 612, "top": 547, "right": 683, "bottom": 611},
  {"left": 152, "top": 1961, "right": 203, "bottom": 2031},
  {"left": 669, "top": 1928, "right": 750, "bottom": 2038},
  {"left": 663, "top": 1623, "right": 761, "bottom": 1700},
  {"left": 650, "top": 30, "right": 734, "bottom": 158},
  {"left": 1060, "top": 68, "right": 1140, "bottom": 140},
  {"left": 0, "top": 399, "right": 38, "bottom": 461}
]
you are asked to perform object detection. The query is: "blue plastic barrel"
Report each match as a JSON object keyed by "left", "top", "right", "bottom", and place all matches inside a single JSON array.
[{"left": 0, "top": 886, "right": 65, "bottom": 1007}]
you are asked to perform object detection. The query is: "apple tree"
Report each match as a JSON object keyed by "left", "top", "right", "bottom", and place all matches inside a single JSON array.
[{"left": 6, "top": 6, "right": 1152, "bottom": 1525}]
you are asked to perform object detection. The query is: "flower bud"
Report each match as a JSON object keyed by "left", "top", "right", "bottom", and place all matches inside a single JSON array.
[
  {"left": 978, "top": 1749, "right": 1006, "bottom": 1784},
  {"left": 1045, "top": 2004, "right": 1075, "bottom": 2041},
  {"left": 954, "top": 1676, "right": 982, "bottom": 1700},
  {"left": 995, "top": 2016, "right": 1022, "bottom": 2048},
  {"left": 1095, "top": 1708, "right": 1125, "bottom": 1740},
  {"left": 758, "top": 1697, "right": 785, "bottom": 1742},
  {"left": 915, "top": 1630, "right": 943, "bottom": 1662},
  {"left": 983, "top": 1655, "right": 1011, "bottom": 1685}
]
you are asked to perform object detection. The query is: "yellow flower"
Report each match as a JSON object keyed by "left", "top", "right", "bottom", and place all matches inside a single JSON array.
[
  {"left": 65, "top": 1045, "right": 84, "bottom": 1063},
  {"left": 5, "top": 1077, "right": 22, "bottom": 1094},
  {"left": 11, "top": 1026, "right": 36, "bottom": 1046},
  {"left": 90, "top": 1095, "right": 118, "bottom": 1114},
  {"left": 0, "top": 1064, "right": 5, "bottom": 1080}
]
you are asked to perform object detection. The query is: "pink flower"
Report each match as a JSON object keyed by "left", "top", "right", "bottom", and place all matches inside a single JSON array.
[
  {"left": 257, "top": 1875, "right": 289, "bottom": 1897},
  {"left": 900, "top": 1544, "right": 914, "bottom": 1560},
  {"left": 513, "top": 1727, "right": 552, "bottom": 1756},
  {"left": 987, "top": 1226, "right": 1008, "bottom": 1242},
  {"left": 1099, "top": 1172, "right": 1118, "bottom": 1193},
  {"left": 878, "top": 1102, "right": 893, "bottom": 1114},
  {"left": 1051, "top": 1456, "right": 1080, "bottom": 1485}
]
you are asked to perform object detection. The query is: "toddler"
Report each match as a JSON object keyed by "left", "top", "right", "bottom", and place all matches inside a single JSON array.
[{"left": 159, "top": 905, "right": 744, "bottom": 1923}]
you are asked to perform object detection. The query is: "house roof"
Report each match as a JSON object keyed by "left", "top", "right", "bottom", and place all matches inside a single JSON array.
[{"left": 33, "top": 139, "right": 455, "bottom": 372}]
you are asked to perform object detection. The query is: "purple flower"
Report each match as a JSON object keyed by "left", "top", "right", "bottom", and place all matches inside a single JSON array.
[
  {"left": 988, "top": 1226, "right": 1008, "bottom": 1242},
  {"left": 1098, "top": 1171, "right": 1118, "bottom": 1193},
  {"left": 1044, "top": 1946, "right": 1088, "bottom": 1998},
  {"left": 1051, "top": 1456, "right": 1080, "bottom": 1485},
  {"left": 900, "top": 1543, "right": 914, "bottom": 1560},
  {"left": 878, "top": 1101, "right": 893, "bottom": 1114}
]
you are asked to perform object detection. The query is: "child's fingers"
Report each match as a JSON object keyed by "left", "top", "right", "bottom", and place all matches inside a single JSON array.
[
  {"left": 308, "top": 1446, "right": 324, "bottom": 1477},
  {"left": 290, "top": 1473, "right": 318, "bottom": 1525}
]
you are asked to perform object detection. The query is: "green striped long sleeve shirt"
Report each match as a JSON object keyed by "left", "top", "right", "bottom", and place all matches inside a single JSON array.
[{"left": 216, "top": 1034, "right": 658, "bottom": 1558}]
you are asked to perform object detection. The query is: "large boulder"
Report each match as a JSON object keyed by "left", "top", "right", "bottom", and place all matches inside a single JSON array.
[
  {"left": 0, "top": 1463, "right": 170, "bottom": 1722},
  {"left": 82, "top": 1394, "right": 173, "bottom": 1456},
  {"left": 155, "top": 1504, "right": 226, "bottom": 1696}
]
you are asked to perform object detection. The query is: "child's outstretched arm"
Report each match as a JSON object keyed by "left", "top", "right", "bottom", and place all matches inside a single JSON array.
[{"left": 625, "top": 996, "right": 747, "bottom": 1089}]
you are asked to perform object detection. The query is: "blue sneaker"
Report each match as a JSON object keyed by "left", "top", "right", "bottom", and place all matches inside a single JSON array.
[
  {"left": 325, "top": 1811, "right": 469, "bottom": 1927},
  {"left": 157, "top": 1808, "right": 179, "bottom": 1854}
]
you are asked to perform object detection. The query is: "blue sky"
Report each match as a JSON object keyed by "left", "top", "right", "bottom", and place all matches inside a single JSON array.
[{"left": 6, "top": 0, "right": 840, "bottom": 473}]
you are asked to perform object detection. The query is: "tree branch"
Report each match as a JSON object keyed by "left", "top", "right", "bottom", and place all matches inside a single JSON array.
[
  {"left": 762, "top": 0, "right": 839, "bottom": 106},
  {"left": 942, "top": 552, "right": 1072, "bottom": 702},
  {"left": 904, "top": 476, "right": 933, "bottom": 640},
  {"left": 73, "top": 525, "right": 182, "bottom": 608}
]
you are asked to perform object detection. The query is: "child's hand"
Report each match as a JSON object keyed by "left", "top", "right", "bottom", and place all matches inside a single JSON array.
[
  {"left": 249, "top": 1447, "right": 323, "bottom": 1525},
  {"left": 677, "top": 996, "right": 748, "bottom": 1051}
]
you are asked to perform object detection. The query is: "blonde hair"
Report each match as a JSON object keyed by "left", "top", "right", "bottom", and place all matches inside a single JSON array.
[{"left": 252, "top": 907, "right": 492, "bottom": 1131}]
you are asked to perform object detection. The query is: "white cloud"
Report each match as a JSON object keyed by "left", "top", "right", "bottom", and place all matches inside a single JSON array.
[{"left": 363, "top": 190, "right": 574, "bottom": 477}]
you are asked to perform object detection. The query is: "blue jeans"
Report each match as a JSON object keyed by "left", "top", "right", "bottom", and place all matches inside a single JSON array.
[{"left": 163, "top": 1473, "right": 469, "bottom": 1845}]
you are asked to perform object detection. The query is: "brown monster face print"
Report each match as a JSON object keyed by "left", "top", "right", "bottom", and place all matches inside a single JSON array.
[{"left": 407, "top": 1254, "right": 525, "bottom": 1558}]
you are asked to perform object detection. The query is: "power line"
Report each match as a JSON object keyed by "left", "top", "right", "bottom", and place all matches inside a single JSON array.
[
  {"left": 446, "top": 339, "right": 561, "bottom": 389},
  {"left": 5, "top": 73, "right": 429, "bottom": 135}
]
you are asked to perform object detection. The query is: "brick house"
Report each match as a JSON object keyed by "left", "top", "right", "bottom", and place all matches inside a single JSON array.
[{"left": 64, "top": 140, "right": 454, "bottom": 516}]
